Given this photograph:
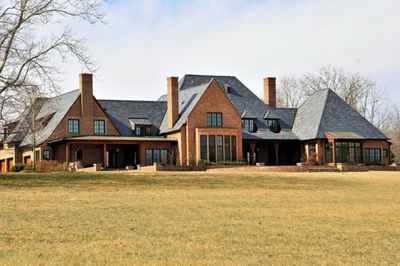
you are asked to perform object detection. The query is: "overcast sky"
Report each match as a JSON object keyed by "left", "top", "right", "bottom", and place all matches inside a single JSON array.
[{"left": 61, "top": 0, "right": 400, "bottom": 104}]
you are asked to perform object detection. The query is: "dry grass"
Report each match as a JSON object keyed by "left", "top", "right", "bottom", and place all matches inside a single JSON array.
[{"left": 0, "top": 171, "right": 400, "bottom": 265}]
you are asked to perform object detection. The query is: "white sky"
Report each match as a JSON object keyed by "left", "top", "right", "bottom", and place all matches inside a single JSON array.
[{"left": 60, "top": 0, "right": 400, "bottom": 104}]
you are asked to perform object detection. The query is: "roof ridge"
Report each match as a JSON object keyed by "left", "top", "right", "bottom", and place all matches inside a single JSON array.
[
  {"left": 98, "top": 99, "right": 164, "bottom": 103},
  {"left": 314, "top": 89, "right": 331, "bottom": 138},
  {"left": 183, "top": 74, "right": 237, "bottom": 78}
]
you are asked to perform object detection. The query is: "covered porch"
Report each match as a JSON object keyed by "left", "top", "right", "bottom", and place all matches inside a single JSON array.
[
  {"left": 243, "top": 140, "right": 301, "bottom": 165},
  {"left": 48, "top": 136, "right": 177, "bottom": 170}
]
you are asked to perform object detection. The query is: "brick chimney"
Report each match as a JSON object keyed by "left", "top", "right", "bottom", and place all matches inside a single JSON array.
[
  {"left": 167, "top": 77, "right": 179, "bottom": 128},
  {"left": 263, "top": 77, "right": 276, "bottom": 108},
  {"left": 79, "top": 73, "right": 94, "bottom": 133}
]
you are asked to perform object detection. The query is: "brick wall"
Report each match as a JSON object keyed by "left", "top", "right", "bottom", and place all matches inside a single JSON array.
[
  {"left": 49, "top": 95, "right": 119, "bottom": 141},
  {"left": 184, "top": 79, "right": 243, "bottom": 164},
  {"left": 363, "top": 140, "right": 391, "bottom": 165}
]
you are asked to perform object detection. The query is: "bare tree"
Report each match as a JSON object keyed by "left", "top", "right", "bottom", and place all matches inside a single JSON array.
[
  {"left": 276, "top": 75, "right": 307, "bottom": 108},
  {"left": 0, "top": 0, "right": 105, "bottom": 123},
  {"left": 277, "top": 66, "right": 391, "bottom": 130}
]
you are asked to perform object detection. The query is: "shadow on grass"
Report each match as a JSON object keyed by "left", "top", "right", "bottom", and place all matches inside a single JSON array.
[{"left": 0, "top": 172, "right": 358, "bottom": 191}]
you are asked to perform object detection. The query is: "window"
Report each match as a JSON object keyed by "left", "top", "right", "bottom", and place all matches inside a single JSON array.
[
  {"left": 161, "top": 150, "right": 168, "bottom": 164},
  {"left": 35, "top": 150, "right": 40, "bottom": 161},
  {"left": 43, "top": 150, "right": 51, "bottom": 161},
  {"left": 325, "top": 142, "right": 332, "bottom": 163},
  {"left": 242, "top": 119, "right": 256, "bottom": 132},
  {"left": 364, "top": 148, "right": 381, "bottom": 164},
  {"left": 201, "top": 135, "right": 236, "bottom": 163},
  {"left": 217, "top": 135, "right": 223, "bottom": 162},
  {"left": 383, "top": 149, "right": 388, "bottom": 157},
  {"left": 308, "top": 143, "right": 316, "bottom": 155},
  {"left": 231, "top": 136, "right": 237, "bottom": 161},
  {"left": 224, "top": 136, "right": 230, "bottom": 161},
  {"left": 200, "top": 135, "right": 207, "bottom": 161},
  {"left": 134, "top": 126, "right": 152, "bottom": 136},
  {"left": 266, "top": 119, "right": 280, "bottom": 133},
  {"left": 145, "top": 149, "right": 168, "bottom": 166},
  {"left": 76, "top": 149, "right": 83, "bottom": 160},
  {"left": 209, "top": 135, "right": 216, "bottom": 162},
  {"left": 207, "top": 113, "right": 222, "bottom": 127},
  {"left": 94, "top": 120, "right": 105, "bottom": 134},
  {"left": 335, "top": 141, "right": 362, "bottom": 163},
  {"left": 68, "top": 119, "right": 80, "bottom": 133}
]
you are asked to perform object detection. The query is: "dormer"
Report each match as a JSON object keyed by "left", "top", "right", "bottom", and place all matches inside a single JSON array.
[
  {"left": 241, "top": 110, "right": 257, "bottom": 133},
  {"left": 129, "top": 117, "right": 153, "bottom": 136},
  {"left": 264, "top": 110, "right": 281, "bottom": 133}
]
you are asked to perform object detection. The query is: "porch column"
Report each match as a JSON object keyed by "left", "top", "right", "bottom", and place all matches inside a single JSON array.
[
  {"left": 274, "top": 142, "right": 280, "bottom": 165},
  {"left": 249, "top": 142, "right": 256, "bottom": 165},
  {"left": 332, "top": 140, "right": 336, "bottom": 165},
  {"left": 66, "top": 143, "right": 70, "bottom": 163},
  {"left": 103, "top": 144, "right": 107, "bottom": 169}
]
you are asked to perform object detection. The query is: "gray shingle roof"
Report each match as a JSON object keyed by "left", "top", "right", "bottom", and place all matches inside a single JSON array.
[
  {"left": 98, "top": 100, "right": 167, "bottom": 136},
  {"left": 159, "top": 80, "right": 211, "bottom": 133},
  {"left": 19, "top": 90, "right": 80, "bottom": 147},
  {"left": 292, "top": 89, "right": 388, "bottom": 140},
  {"left": 159, "top": 74, "right": 299, "bottom": 140}
]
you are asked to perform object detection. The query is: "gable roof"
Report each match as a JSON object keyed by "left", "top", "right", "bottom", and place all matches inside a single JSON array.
[
  {"left": 292, "top": 89, "right": 388, "bottom": 140},
  {"left": 98, "top": 100, "right": 167, "bottom": 136},
  {"left": 17, "top": 90, "right": 81, "bottom": 147},
  {"left": 159, "top": 80, "right": 211, "bottom": 133},
  {"left": 159, "top": 74, "right": 300, "bottom": 140}
]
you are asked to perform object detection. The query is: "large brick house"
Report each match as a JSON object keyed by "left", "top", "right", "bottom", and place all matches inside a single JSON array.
[{"left": 0, "top": 73, "right": 391, "bottom": 171}]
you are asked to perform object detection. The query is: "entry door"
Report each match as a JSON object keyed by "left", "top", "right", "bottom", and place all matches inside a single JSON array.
[{"left": 107, "top": 150, "right": 118, "bottom": 168}]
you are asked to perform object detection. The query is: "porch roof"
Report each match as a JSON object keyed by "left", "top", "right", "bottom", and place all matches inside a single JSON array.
[
  {"left": 48, "top": 135, "right": 177, "bottom": 144},
  {"left": 325, "top": 131, "right": 363, "bottom": 140}
]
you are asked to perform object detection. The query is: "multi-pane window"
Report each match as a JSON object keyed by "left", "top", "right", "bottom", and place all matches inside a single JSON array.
[
  {"left": 364, "top": 148, "right": 381, "bottom": 164},
  {"left": 325, "top": 142, "right": 333, "bottom": 163},
  {"left": 43, "top": 150, "right": 51, "bottom": 161},
  {"left": 242, "top": 119, "right": 256, "bottom": 132},
  {"left": 207, "top": 113, "right": 222, "bottom": 127},
  {"left": 94, "top": 120, "right": 105, "bottom": 135},
  {"left": 266, "top": 119, "right": 280, "bottom": 133},
  {"left": 145, "top": 149, "right": 168, "bottom": 166},
  {"left": 200, "top": 135, "right": 207, "bottom": 161},
  {"left": 199, "top": 135, "right": 237, "bottom": 163},
  {"left": 217, "top": 135, "right": 223, "bottom": 161},
  {"left": 335, "top": 142, "right": 362, "bottom": 163},
  {"left": 209, "top": 135, "right": 216, "bottom": 162},
  {"left": 68, "top": 119, "right": 80, "bottom": 133},
  {"left": 224, "top": 136, "right": 230, "bottom": 161},
  {"left": 135, "top": 126, "right": 152, "bottom": 136},
  {"left": 231, "top": 136, "right": 237, "bottom": 161}
]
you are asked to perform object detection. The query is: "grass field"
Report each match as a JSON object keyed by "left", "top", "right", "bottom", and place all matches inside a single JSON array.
[{"left": 1, "top": 171, "right": 400, "bottom": 265}]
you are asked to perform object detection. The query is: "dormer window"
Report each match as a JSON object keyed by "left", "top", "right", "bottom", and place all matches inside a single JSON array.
[
  {"left": 134, "top": 126, "right": 152, "bottom": 136},
  {"left": 266, "top": 119, "right": 281, "bottom": 133},
  {"left": 242, "top": 119, "right": 257, "bottom": 133}
]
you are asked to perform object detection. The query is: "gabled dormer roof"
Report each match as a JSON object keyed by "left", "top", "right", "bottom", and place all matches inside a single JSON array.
[{"left": 292, "top": 89, "right": 388, "bottom": 140}]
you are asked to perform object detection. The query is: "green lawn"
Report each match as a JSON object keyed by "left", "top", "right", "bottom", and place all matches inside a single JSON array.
[{"left": 1, "top": 171, "right": 400, "bottom": 265}]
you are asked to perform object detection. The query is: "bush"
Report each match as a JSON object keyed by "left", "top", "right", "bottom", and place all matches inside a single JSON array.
[
  {"left": 10, "top": 163, "right": 25, "bottom": 172},
  {"left": 35, "top": 160, "right": 68, "bottom": 172},
  {"left": 24, "top": 163, "right": 33, "bottom": 171},
  {"left": 390, "top": 150, "right": 396, "bottom": 164}
]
